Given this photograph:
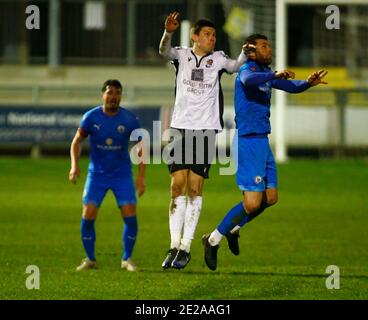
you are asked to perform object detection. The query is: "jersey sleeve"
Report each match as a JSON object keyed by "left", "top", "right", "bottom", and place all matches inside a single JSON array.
[
  {"left": 219, "top": 50, "right": 247, "bottom": 74},
  {"left": 271, "top": 79, "right": 311, "bottom": 93},
  {"left": 239, "top": 63, "right": 277, "bottom": 87},
  {"left": 159, "top": 30, "right": 180, "bottom": 61},
  {"left": 79, "top": 113, "right": 91, "bottom": 137}
]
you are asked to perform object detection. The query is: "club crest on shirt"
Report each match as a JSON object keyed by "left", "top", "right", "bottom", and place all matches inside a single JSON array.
[
  {"left": 188, "top": 57, "right": 192, "bottom": 62},
  {"left": 254, "top": 176, "right": 263, "bottom": 184},
  {"left": 106, "top": 138, "right": 113, "bottom": 145},
  {"left": 250, "top": 66, "right": 257, "bottom": 72},
  {"left": 117, "top": 125, "right": 125, "bottom": 133},
  {"left": 205, "top": 59, "right": 213, "bottom": 68}
]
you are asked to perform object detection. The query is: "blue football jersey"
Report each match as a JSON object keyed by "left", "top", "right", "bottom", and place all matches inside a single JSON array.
[
  {"left": 234, "top": 60, "right": 310, "bottom": 136},
  {"left": 234, "top": 61, "right": 274, "bottom": 136},
  {"left": 80, "top": 106, "right": 141, "bottom": 176}
]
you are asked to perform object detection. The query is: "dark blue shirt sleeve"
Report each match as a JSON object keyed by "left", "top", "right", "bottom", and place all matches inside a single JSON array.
[
  {"left": 239, "top": 68, "right": 277, "bottom": 87},
  {"left": 271, "top": 79, "right": 311, "bottom": 93}
]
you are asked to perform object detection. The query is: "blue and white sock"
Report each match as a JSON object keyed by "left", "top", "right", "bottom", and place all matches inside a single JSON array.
[
  {"left": 122, "top": 216, "right": 138, "bottom": 261},
  {"left": 80, "top": 218, "right": 96, "bottom": 261},
  {"left": 217, "top": 202, "right": 247, "bottom": 236},
  {"left": 210, "top": 201, "right": 268, "bottom": 246},
  {"left": 232, "top": 201, "right": 269, "bottom": 231}
]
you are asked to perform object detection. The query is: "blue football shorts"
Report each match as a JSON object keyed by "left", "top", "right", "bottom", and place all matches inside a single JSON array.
[
  {"left": 82, "top": 172, "right": 136, "bottom": 208},
  {"left": 233, "top": 135, "right": 278, "bottom": 192}
]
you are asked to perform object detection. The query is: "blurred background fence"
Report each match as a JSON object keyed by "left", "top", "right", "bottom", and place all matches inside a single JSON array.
[{"left": 0, "top": 0, "right": 367, "bottom": 157}]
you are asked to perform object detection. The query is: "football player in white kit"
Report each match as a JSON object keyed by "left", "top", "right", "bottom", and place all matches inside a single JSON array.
[{"left": 159, "top": 11, "right": 248, "bottom": 269}]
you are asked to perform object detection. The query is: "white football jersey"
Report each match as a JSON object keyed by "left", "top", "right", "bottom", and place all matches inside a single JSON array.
[{"left": 160, "top": 32, "right": 246, "bottom": 130}]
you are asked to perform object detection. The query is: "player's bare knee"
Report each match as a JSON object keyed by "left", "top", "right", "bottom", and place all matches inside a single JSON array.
[
  {"left": 121, "top": 204, "right": 136, "bottom": 217},
  {"left": 243, "top": 200, "right": 260, "bottom": 215},
  {"left": 82, "top": 206, "right": 98, "bottom": 220}
]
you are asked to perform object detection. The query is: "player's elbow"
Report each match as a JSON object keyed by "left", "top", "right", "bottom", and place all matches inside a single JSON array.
[
  {"left": 158, "top": 45, "right": 167, "bottom": 56},
  {"left": 228, "top": 63, "right": 240, "bottom": 74}
]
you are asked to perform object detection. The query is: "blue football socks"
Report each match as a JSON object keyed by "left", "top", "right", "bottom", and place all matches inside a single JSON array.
[
  {"left": 80, "top": 218, "right": 96, "bottom": 261},
  {"left": 238, "top": 201, "right": 268, "bottom": 227},
  {"left": 217, "top": 201, "right": 269, "bottom": 235},
  {"left": 217, "top": 202, "right": 247, "bottom": 235},
  {"left": 122, "top": 216, "right": 138, "bottom": 261}
]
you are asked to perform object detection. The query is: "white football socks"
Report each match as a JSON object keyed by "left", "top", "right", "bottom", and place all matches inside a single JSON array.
[
  {"left": 230, "top": 225, "right": 241, "bottom": 234},
  {"left": 181, "top": 196, "right": 203, "bottom": 252},
  {"left": 209, "top": 229, "right": 223, "bottom": 246},
  {"left": 169, "top": 196, "right": 186, "bottom": 249}
]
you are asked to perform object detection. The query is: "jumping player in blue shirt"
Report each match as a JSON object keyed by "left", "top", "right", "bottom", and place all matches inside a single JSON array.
[
  {"left": 202, "top": 34, "right": 328, "bottom": 270},
  {"left": 69, "top": 79, "right": 146, "bottom": 272}
]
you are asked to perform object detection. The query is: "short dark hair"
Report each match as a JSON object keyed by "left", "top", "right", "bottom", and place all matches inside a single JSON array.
[
  {"left": 245, "top": 34, "right": 268, "bottom": 45},
  {"left": 102, "top": 79, "right": 123, "bottom": 93},
  {"left": 192, "top": 19, "right": 215, "bottom": 35}
]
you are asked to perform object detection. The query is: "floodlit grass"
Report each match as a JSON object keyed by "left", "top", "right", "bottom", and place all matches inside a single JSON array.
[{"left": 0, "top": 157, "right": 367, "bottom": 299}]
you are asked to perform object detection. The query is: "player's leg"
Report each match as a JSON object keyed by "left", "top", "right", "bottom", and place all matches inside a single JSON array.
[
  {"left": 77, "top": 175, "right": 106, "bottom": 271},
  {"left": 112, "top": 176, "right": 139, "bottom": 271},
  {"left": 230, "top": 141, "right": 278, "bottom": 233},
  {"left": 120, "top": 204, "right": 139, "bottom": 272},
  {"left": 173, "top": 129, "right": 214, "bottom": 269},
  {"left": 162, "top": 168, "right": 188, "bottom": 269},
  {"left": 224, "top": 189, "right": 278, "bottom": 255},
  {"left": 171, "top": 170, "right": 204, "bottom": 269},
  {"left": 203, "top": 136, "right": 269, "bottom": 270},
  {"left": 202, "top": 191, "right": 264, "bottom": 269}
]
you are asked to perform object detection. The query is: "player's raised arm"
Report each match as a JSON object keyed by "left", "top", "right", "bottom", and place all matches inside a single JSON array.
[
  {"left": 222, "top": 43, "right": 253, "bottom": 74},
  {"left": 159, "top": 11, "right": 180, "bottom": 59},
  {"left": 271, "top": 69, "right": 328, "bottom": 93},
  {"left": 222, "top": 50, "right": 247, "bottom": 74},
  {"left": 69, "top": 129, "right": 85, "bottom": 184},
  {"left": 239, "top": 67, "right": 277, "bottom": 87}
]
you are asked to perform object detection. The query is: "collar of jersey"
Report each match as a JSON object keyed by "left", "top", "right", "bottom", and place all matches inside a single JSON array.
[
  {"left": 190, "top": 50, "right": 212, "bottom": 68},
  {"left": 246, "top": 59, "right": 271, "bottom": 72},
  {"left": 99, "top": 105, "right": 122, "bottom": 118}
]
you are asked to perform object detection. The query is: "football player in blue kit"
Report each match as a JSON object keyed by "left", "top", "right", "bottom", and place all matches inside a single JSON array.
[
  {"left": 69, "top": 79, "right": 146, "bottom": 272},
  {"left": 202, "top": 34, "right": 328, "bottom": 270}
]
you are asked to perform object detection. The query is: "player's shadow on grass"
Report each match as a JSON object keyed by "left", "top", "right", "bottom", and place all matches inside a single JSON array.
[{"left": 143, "top": 268, "right": 368, "bottom": 280}]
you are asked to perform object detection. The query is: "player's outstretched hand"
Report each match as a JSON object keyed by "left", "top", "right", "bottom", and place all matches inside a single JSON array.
[
  {"left": 307, "top": 69, "right": 328, "bottom": 86},
  {"left": 164, "top": 11, "right": 180, "bottom": 33},
  {"left": 275, "top": 69, "right": 295, "bottom": 80},
  {"left": 242, "top": 43, "right": 256, "bottom": 57},
  {"left": 136, "top": 175, "right": 145, "bottom": 197},
  {"left": 69, "top": 167, "right": 80, "bottom": 184}
]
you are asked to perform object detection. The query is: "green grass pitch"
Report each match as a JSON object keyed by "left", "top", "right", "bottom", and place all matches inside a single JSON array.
[{"left": 0, "top": 157, "right": 367, "bottom": 299}]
